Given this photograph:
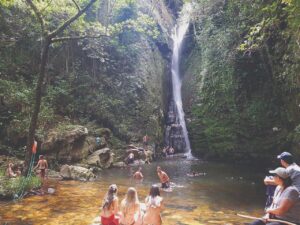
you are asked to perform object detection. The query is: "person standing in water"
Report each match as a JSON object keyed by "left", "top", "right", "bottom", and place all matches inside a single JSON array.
[
  {"left": 101, "top": 184, "right": 120, "bottom": 225},
  {"left": 143, "top": 185, "right": 164, "bottom": 225},
  {"left": 157, "top": 166, "right": 170, "bottom": 189},
  {"left": 34, "top": 155, "right": 48, "bottom": 181},
  {"left": 133, "top": 167, "right": 144, "bottom": 180},
  {"left": 120, "top": 187, "right": 142, "bottom": 225}
]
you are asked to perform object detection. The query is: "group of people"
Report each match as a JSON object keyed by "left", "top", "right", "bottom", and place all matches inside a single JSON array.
[
  {"left": 100, "top": 166, "right": 170, "bottom": 225},
  {"left": 132, "top": 166, "right": 170, "bottom": 189},
  {"left": 5, "top": 155, "right": 48, "bottom": 182},
  {"left": 162, "top": 146, "right": 174, "bottom": 157},
  {"left": 125, "top": 135, "right": 151, "bottom": 165},
  {"left": 249, "top": 151, "right": 300, "bottom": 225},
  {"left": 6, "top": 162, "right": 22, "bottom": 178}
]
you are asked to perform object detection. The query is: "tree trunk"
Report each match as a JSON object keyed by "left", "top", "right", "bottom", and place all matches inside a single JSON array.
[{"left": 25, "top": 38, "right": 51, "bottom": 171}]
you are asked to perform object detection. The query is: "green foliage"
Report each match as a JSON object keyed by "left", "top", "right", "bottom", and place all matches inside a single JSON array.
[
  {"left": 0, "top": 174, "right": 41, "bottom": 198},
  {"left": 184, "top": 0, "right": 300, "bottom": 161}
]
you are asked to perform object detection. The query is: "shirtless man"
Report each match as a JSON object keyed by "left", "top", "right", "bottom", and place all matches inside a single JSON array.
[
  {"left": 157, "top": 166, "right": 170, "bottom": 189},
  {"left": 143, "top": 134, "right": 149, "bottom": 149},
  {"left": 34, "top": 155, "right": 48, "bottom": 181},
  {"left": 133, "top": 167, "right": 144, "bottom": 180}
]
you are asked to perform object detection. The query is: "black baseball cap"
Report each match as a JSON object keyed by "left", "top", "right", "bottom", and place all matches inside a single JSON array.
[{"left": 277, "top": 152, "right": 293, "bottom": 163}]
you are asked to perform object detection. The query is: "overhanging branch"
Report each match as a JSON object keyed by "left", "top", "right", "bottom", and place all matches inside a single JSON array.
[
  {"left": 51, "top": 34, "right": 107, "bottom": 43},
  {"left": 71, "top": 0, "right": 81, "bottom": 11},
  {"left": 26, "top": 0, "right": 45, "bottom": 34},
  {"left": 48, "top": 0, "right": 97, "bottom": 39}
]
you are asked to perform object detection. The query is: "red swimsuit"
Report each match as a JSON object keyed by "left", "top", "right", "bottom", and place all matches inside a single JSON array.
[{"left": 101, "top": 214, "right": 119, "bottom": 225}]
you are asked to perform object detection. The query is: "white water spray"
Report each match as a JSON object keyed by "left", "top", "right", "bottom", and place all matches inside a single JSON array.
[{"left": 171, "top": 4, "right": 192, "bottom": 158}]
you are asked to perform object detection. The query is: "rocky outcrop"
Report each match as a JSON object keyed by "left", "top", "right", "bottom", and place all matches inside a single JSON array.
[
  {"left": 181, "top": 0, "right": 300, "bottom": 163},
  {"left": 60, "top": 165, "right": 95, "bottom": 181},
  {"left": 40, "top": 125, "right": 97, "bottom": 165},
  {"left": 86, "top": 148, "right": 114, "bottom": 169}
]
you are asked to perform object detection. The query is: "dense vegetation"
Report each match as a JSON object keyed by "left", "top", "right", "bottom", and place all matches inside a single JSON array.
[
  {"left": 0, "top": 0, "right": 170, "bottom": 160},
  {"left": 1, "top": 0, "right": 299, "bottom": 165},
  {"left": 183, "top": 0, "right": 300, "bottom": 163}
]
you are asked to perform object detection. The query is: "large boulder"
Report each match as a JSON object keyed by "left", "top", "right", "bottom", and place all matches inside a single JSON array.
[
  {"left": 113, "top": 161, "right": 127, "bottom": 168},
  {"left": 41, "top": 125, "right": 96, "bottom": 165},
  {"left": 86, "top": 148, "right": 113, "bottom": 169},
  {"left": 59, "top": 164, "right": 95, "bottom": 181}
]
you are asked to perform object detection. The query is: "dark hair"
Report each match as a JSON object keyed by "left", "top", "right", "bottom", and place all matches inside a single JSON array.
[
  {"left": 277, "top": 177, "right": 293, "bottom": 189},
  {"left": 149, "top": 185, "right": 160, "bottom": 198},
  {"left": 102, "top": 184, "right": 118, "bottom": 209}
]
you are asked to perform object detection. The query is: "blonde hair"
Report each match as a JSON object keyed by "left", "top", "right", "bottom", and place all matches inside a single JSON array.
[{"left": 121, "top": 187, "right": 139, "bottom": 215}]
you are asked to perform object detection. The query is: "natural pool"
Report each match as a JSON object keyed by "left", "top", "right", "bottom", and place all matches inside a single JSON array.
[{"left": 0, "top": 158, "right": 267, "bottom": 225}]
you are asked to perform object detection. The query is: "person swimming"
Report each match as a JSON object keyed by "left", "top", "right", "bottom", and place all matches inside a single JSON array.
[{"left": 187, "top": 171, "right": 206, "bottom": 177}]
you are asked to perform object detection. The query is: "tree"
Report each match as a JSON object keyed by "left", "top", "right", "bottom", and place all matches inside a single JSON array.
[{"left": 25, "top": 0, "right": 98, "bottom": 170}]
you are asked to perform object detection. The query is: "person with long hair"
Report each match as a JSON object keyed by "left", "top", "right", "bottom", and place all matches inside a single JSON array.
[
  {"left": 120, "top": 187, "right": 142, "bottom": 225},
  {"left": 249, "top": 167, "right": 300, "bottom": 225},
  {"left": 101, "top": 184, "right": 120, "bottom": 225},
  {"left": 143, "top": 185, "right": 164, "bottom": 225}
]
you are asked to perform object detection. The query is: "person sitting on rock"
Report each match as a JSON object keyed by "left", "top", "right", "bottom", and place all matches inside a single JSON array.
[
  {"left": 126, "top": 152, "right": 135, "bottom": 165},
  {"left": 120, "top": 187, "right": 143, "bottom": 225},
  {"left": 15, "top": 166, "right": 22, "bottom": 176},
  {"left": 143, "top": 185, "right": 164, "bottom": 225},
  {"left": 168, "top": 147, "right": 174, "bottom": 155},
  {"left": 162, "top": 147, "right": 168, "bottom": 157},
  {"left": 6, "top": 163, "right": 17, "bottom": 178},
  {"left": 101, "top": 184, "right": 120, "bottom": 225}
]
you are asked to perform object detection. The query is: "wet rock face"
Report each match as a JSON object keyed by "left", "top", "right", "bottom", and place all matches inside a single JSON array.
[{"left": 164, "top": 100, "right": 186, "bottom": 153}]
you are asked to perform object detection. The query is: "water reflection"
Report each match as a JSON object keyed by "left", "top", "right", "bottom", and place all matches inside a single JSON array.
[{"left": 0, "top": 159, "right": 266, "bottom": 224}]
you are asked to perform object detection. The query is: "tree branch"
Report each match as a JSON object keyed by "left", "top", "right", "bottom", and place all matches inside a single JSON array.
[
  {"left": 51, "top": 34, "right": 107, "bottom": 43},
  {"left": 25, "top": 0, "right": 45, "bottom": 34},
  {"left": 48, "top": 0, "right": 97, "bottom": 39},
  {"left": 71, "top": 0, "right": 81, "bottom": 11}
]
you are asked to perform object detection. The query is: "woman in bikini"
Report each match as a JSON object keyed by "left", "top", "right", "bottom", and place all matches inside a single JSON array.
[
  {"left": 101, "top": 184, "right": 120, "bottom": 225},
  {"left": 120, "top": 187, "right": 142, "bottom": 225},
  {"left": 143, "top": 185, "right": 164, "bottom": 225}
]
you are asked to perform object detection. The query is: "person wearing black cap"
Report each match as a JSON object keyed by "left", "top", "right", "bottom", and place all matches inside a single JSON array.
[
  {"left": 249, "top": 167, "right": 300, "bottom": 225},
  {"left": 264, "top": 152, "right": 300, "bottom": 191}
]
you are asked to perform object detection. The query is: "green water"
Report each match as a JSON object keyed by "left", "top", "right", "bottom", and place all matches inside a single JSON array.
[{"left": 0, "top": 158, "right": 266, "bottom": 224}]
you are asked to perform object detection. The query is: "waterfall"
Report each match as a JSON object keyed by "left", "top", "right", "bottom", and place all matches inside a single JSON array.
[{"left": 167, "top": 4, "right": 192, "bottom": 158}]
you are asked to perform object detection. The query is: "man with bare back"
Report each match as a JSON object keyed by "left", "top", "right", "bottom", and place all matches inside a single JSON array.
[
  {"left": 133, "top": 167, "right": 144, "bottom": 180},
  {"left": 34, "top": 155, "right": 48, "bottom": 181},
  {"left": 157, "top": 166, "right": 170, "bottom": 189}
]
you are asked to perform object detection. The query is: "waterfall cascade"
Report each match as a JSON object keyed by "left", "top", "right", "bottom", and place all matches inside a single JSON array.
[{"left": 165, "top": 4, "right": 192, "bottom": 158}]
